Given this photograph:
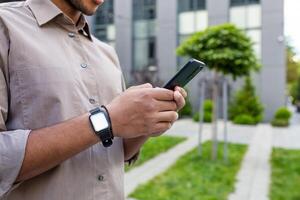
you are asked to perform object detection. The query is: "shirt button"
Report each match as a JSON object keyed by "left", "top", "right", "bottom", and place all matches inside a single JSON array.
[
  {"left": 68, "top": 32, "right": 76, "bottom": 38},
  {"left": 89, "top": 98, "right": 96, "bottom": 104},
  {"left": 97, "top": 175, "right": 104, "bottom": 182},
  {"left": 80, "top": 63, "right": 88, "bottom": 68}
]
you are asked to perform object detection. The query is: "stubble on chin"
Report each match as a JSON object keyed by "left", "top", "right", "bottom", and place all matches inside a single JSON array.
[{"left": 66, "top": 0, "right": 96, "bottom": 16}]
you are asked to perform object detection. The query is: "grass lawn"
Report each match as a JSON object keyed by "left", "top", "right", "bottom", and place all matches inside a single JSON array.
[
  {"left": 130, "top": 141, "right": 247, "bottom": 200},
  {"left": 270, "top": 148, "right": 300, "bottom": 200},
  {"left": 125, "top": 136, "right": 186, "bottom": 172}
]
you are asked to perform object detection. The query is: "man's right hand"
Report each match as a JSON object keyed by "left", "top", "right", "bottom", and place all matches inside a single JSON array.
[{"left": 106, "top": 83, "right": 178, "bottom": 138}]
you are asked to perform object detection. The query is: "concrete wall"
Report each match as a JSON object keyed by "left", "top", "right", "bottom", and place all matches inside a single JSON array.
[
  {"left": 157, "top": 0, "right": 178, "bottom": 83},
  {"left": 260, "top": 0, "right": 285, "bottom": 121},
  {"left": 114, "top": 0, "right": 133, "bottom": 84}
]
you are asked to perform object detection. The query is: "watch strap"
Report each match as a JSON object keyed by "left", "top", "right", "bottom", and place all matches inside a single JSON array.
[{"left": 89, "top": 107, "right": 113, "bottom": 147}]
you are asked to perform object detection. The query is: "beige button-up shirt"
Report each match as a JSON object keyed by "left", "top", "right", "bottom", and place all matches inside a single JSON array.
[{"left": 0, "top": 0, "right": 127, "bottom": 199}]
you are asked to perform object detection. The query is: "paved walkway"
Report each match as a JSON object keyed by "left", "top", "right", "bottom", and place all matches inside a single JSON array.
[
  {"left": 125, "top": 116, "right": 300, "bottom": 200},
  {"left": 228, "top": 125, "right": 272, "bottom": 200}
]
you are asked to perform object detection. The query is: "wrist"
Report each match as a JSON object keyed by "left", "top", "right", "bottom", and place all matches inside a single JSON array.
[{"left": 105, "top": 104, "right": 121, "bottom": 138}]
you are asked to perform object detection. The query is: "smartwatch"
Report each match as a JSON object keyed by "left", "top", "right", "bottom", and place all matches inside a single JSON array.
[{"left": 89, "top": 106, "right": 114, "bottom": 147}]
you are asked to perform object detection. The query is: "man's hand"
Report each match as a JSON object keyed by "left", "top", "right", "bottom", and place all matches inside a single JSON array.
[
  {"left": 150, "top": 86, "right": 187, "bottom": 137},
  {"left": 106, "top": 84, "right": 188, "bottom": 139},
  {"left": 174, "top": 86, "right": 187, "bottom": 110},
  {"left": 106, "top": 83, "right": 180, "bottom": 138}
]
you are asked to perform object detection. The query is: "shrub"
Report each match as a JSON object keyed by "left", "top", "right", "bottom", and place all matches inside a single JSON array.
[
  {"left": 203, "top": 100, "right": 213, "bottom": 112},
  {"left": 193, "top": 100, "right": 213, "bottom": 122},
  {"left": 271, "top": 119, "right": 290, "bottom": 127},
  {"left": 229, "top": 77, "right": 264, "bottom": 125},
  {"left": 193, "top": 112, "right": 212, "bottom": 123},
  {"left": 233, "top": 114, "right": 256, "bottom": 125},
  {"left": 274, "top": 107, "right": 292, "bottom": 120},
  {"left": 271, "top": 107, "right": 292, "bottom": 127}
]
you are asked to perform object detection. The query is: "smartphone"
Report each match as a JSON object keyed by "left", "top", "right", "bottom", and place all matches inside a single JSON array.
[{"left": 163, "top": 59, "right": 206, "bottom": 90}]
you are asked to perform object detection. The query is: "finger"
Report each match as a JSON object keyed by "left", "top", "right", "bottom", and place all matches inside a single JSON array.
[
  {"left": 155, "top": 111, "right": 178, "bottom": 122},
  {"left": 150, "top": 132, "right": 164, "bottom": 137},
  {"left": 153, "top": 122, "right": 172, "bottom": 134},
  {"left": 149, "top": 88, "right": 174, "bottom": 101},
  {"left": 129, "top": 83, "right": 153, "bottom": 90},
  {"left": 174, "top": 91, "right": 186, "bottom": 110},
  {"left": 155, "top": 100, "right": 178, "bottom": 111},
  {"left": 175, "top": 87, "right": 187, "bottom": 98}
]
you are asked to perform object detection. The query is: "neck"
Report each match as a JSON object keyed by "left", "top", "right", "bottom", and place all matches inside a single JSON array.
[{"left": 51, "top": 0, "right": 81, "bottom": 23}]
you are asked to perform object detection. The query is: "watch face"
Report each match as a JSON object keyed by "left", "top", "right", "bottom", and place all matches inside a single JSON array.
[{"left": 90, "top": 112, "right": 109, "bottom": 132}]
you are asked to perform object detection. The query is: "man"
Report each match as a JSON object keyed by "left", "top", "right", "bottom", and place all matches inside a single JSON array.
[{"left": 0, "top": 0, "right": 187, "bottom": 199}]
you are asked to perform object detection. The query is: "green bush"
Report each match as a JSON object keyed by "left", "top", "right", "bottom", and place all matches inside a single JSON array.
[
  {"left": 271, "top": 119, "right": 290, "bottom": 127},
  {"left": 229, "top": 77, "right": 264, "bottom": 125},
  {"left": 274, "top": 107, "right": 292, "bottom": 120},
  {"left": 203, "top": 100, "right": 213, "bottom": 112},
  {"left": 233, "top": 114, "right": 256, "bottom": 125},
  {"left": 193, "top": 100, "right": 213, "bottom": 122},
  {"left": 193, "top": 112, "right": 212, "bottom": 123},
  {"left": 271, "top": 107, "right": 292, "bottom": 127}
]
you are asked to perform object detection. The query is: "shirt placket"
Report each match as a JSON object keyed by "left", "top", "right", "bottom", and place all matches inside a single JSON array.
[{"left": 63, "top": 21, "right": 110, "bottom": 200}]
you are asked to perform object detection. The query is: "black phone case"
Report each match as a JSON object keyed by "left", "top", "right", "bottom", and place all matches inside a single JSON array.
[{"left": 163, "top": 59, "right": 205, "bottom": 90}]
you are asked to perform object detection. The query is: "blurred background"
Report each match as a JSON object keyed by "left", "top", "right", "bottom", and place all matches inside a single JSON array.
[{"left": 1, "top": 0, "right": 299, "bottom": 200}]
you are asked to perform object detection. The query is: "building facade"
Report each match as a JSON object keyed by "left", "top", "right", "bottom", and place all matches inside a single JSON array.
[{"left": 91, "top": 0, "right": 285, "bottom": 121}]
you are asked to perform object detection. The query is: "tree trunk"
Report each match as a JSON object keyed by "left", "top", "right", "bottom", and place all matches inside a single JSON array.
[
  {"left": 223, "top": 78, "right": 228, "bottom": 163},
  {"left": 198, "top": 80, "right": 206, "bottom": 157},
  {"left": 211, "top": 72, "right": 219, "bottom": 160}
]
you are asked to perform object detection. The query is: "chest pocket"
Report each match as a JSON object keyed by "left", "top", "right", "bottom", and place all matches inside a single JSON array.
[{"left": 11, "top": 66, "right": 80, "bottom": 129}]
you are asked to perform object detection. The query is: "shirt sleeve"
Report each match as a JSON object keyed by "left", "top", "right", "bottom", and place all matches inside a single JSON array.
[
  {"left": 109, "top": 48, "right": 141, "bottom": 164},
  {"left": 0, "top": 17, "right": 30, "bottom": 198}
]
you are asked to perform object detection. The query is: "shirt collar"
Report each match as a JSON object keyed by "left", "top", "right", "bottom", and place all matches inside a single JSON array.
[
  {"left": 26, "top": 0, "right": 62, "bottom": 26},
  {"left": 26, "top": 0, "right": 93, "bottom": 41}
]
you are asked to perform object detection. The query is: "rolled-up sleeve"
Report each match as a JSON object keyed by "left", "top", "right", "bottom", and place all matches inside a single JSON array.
[
  {"left": 0, "top": 130, "right": 30, "bottom": 196},
  {"left": 0, "top": 17, "right": 30, "bottom": 198}
]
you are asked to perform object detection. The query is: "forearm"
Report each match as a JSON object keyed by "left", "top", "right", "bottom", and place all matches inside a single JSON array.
[
  {"left": 17, "top": 113, "right": 99, "bottom": 182},
  {"left": 123, "top": 136, "right": 148, "bottom": 161}
]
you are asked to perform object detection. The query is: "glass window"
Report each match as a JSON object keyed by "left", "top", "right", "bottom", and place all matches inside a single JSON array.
[
  {"left": 179, "top": 12, "right": 196, "bottom": 35},
  {"left": 94, "top": 0, "right": 115, "bottom": 45},
  {"left": 133, "top": 0, "right": 156, "bottom": 20},
  {"left": 230, "top": 0, "right": 261, "bottom": 59},
  {"left": 133, "top": 0, "right": 157, "bottom": 71},
  {"left": 247, "top": 4, "right": 261, "bottom": 28},
  {"left": 195, "top": 10, "right": 208, "bottom": 31},
  {"left": 231, "top": 0, "right": 260, "bottom": 7},
  {"left": 178, "top": 0, "right": 207, "bottom": 35},
  {"left": 177, "top": 0, "right": 207, "bottom": 66},
  {"left": 134, "top": 39, "right": 150, "bottom": 71},
  {"left": 247, "top": 29, "right": 261, "bottom": 44},
  {"left": 246, "top": 29, "right": 261, "bottom": 58},
  {"left": 178, "top": 0, "right": 205, "bottom": 13},
  {"left": 230, "top": 6, "right": 247, "bottom": 29}
]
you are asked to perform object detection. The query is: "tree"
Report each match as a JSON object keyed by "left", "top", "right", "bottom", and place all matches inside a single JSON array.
[
  {"left": 177, "top": 23, "right": 260, "bottom": 160},
  {"left": 291, "top": 77, "right": 300, "bottom": 112},
  {"left": 286, "top": 45, "right": 299, "bottom": 84},
  {"left": 177, "top": 24, "right": 260, "bottom": 79}
]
